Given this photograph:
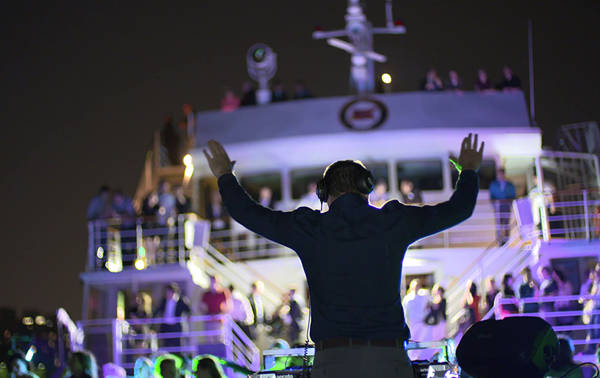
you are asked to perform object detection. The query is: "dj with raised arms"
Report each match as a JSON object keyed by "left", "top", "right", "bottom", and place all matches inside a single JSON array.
[{"left": 203, "top": 134, "right": 484, "bottom": 378}]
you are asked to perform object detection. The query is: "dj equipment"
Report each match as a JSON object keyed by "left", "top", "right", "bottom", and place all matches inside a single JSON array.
[
  {"left": 406, "top": 340, "right": 458, "bottom": 378},
  {"left": 412, "top": 361, "right": 455, "bottom": 378},
  {"left": 456, "top": 316, "right": 558, "bottom": 378},
  {"left": 316, "top": 160, "right": 375, "bottom": 203},
  {"left": 252, "top": 340, "right": 460, "bottom": 378},
  {"left": 250, "top": 347, "right": 315, "bottom": 377}
]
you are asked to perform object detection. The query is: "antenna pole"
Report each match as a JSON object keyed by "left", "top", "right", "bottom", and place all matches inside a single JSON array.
[
  {"left": 528, "top": 18, "right": 536, "bottom": 125},
  {"left": 385, "top": 0, "right": 394, "bottom": 28}
]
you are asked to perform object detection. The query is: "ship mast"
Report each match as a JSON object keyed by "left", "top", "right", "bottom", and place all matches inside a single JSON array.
[{"left": 313, "top": 0, "right": 406, "bottom": 95}]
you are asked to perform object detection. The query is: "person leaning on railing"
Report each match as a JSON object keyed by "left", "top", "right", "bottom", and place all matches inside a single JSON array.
[{"left": 489, "top": 168, "right": 515, "bottom": 246}]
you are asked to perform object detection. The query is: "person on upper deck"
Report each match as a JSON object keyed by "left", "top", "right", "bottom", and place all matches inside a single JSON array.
[
  {"left": 474, "top": 68, "right": 494, "bottom": 92},
  {"left": 202, "top": 134, "right": 483, "bottom": 377},
  {"left": 271, "top": 79, "right": 288, "bottom": 103},
  {"left": 87, "top": 185, "right": 111, "bottom": 221},
  {"left": 497, "top": 65, "right": 521, "bottom": 91},
  {"left": 445, "top": 70, "right": 463, "bottom": 92},
  {"left": 421, "top": 68, "right": 444, "bottom": 91},
  {"left": 292, "top": 80, "right": 313, "bottom": 99},
  {"left": 489, "top": 168, "right": 516, "bottom": 246}
]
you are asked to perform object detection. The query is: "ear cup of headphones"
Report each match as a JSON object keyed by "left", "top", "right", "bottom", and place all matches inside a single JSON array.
[
  {"left": 316, "top": 178, "right": 328, "bottom": 203},
  {"left": 357, "top": 170, "right": 375, "bottom": 195}
]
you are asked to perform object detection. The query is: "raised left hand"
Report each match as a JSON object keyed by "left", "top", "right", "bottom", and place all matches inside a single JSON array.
[{"left": 203, "top": 140, "right": 234, "bottom": 178}]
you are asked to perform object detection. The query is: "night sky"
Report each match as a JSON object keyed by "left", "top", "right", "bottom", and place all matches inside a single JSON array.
[{"left": 2, "top": 1, "right": 599, "bottom": 319}]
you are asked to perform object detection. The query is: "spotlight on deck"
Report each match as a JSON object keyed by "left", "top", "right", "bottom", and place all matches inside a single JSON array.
[
  {"left": 96, "top": 246, "right": 104, "bottom": 259},
  {"left": 183, "top": 154, "right": 194, "bottom": 186},
  {"left": 134, "top": 259, "right": 146, "bottom": 270},
  {"left": 381, "top": 73, "right": 392, "bottom": 84}
]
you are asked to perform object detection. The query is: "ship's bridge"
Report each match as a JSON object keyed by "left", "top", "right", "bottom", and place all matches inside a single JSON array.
[{"left": 191, "top": 91, "right": 538, "bottom": 182}]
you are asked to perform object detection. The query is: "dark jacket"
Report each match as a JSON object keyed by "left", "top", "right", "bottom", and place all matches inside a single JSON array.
[
  {"left": 218, "top": 170, "right": 479, "bottom": 341},
  {"left": 153, "top": 297, "right": 191, "bottom": 319}
]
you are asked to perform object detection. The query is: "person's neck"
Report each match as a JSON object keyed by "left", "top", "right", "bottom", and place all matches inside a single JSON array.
[{"left": 327, "top": 192, "right": 367, "bottom": 207}]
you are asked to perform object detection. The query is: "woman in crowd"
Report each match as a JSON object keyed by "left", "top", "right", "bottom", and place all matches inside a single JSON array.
[
  {"left": 518, "top": 267, "right": 539, "bottom": 313},
  {"left": 474, "top": 69, "right": 494, "bottom": 92},
  {"left": 64, "top": 350, "right": 98, "bottom": 378},
  {"left": 458, "top": 281, "right": 480, "bottom": 335},
  {"left": 425, "top": 284, "right": 447, "bottom": 341},
  {"left": 538, "top": 266, "right": 559, "bottom": 325},
  {"left": 494, "top": 273, "right": 519, "bottom": 319},
  {"left": 483, "top": 277, "right": 499, "bottom": 318},
  {"left": 554, "top": 269, "right": 576, "bottom": 326}
]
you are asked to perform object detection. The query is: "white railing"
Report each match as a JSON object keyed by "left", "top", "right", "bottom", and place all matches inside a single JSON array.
[
  {"left": 188, "top": 245, "right": 285, "bottom": 313},
  {"left": 445, "top": 235, "right": 537, "bottom": 337},
  {"left": 495, "top": 295, "right": 600, "bottom": 350},
  {"left": 209, "top": 197, "right": 510, "bottom": 261},
  {"left": 87, "top": 214, "right": 197, "bottom": 272},
  {"left": 537, "top": 188, "right": 600, "bottom": 241},
  {"left": 78, "top": 315, "right": 260, "bottom": 374}
]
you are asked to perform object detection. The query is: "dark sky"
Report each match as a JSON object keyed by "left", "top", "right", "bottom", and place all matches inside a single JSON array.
[{"left": 1, "top": 1, "right": 599, "bottom": 319}]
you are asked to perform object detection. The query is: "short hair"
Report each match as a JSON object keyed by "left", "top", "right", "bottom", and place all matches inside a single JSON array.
[
  {"left": 468, "top": 281, "right": 478, "bottom": 296},
  {"left": 322, "top": 160, "right": 371, "bottom": 198},
  {"left": 167, "top": 282, "right": 180, "bottom": 295},
  {"left": 192, "top": 355, "right": 225, "bottom": 378},
  {"left": 554, "top": 337, "right": 575, "bottom": 368},
  {"left": 155, "top": 354, "right": 183, "bottom": 378},
  {"left": 70, "top": 350, "right": 98, "bottom": 378},
  {"left": 9, "top": 351, "right": 30, "bottom": 372}
]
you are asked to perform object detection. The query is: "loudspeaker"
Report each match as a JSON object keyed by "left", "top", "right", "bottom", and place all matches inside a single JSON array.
[{"left": 456, "top": 317, "right": 558, "bottom": 378}]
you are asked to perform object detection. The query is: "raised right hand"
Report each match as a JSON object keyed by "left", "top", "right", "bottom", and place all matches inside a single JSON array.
[{"left": 458, "top": 133, "right": 485, "bottom": 171}]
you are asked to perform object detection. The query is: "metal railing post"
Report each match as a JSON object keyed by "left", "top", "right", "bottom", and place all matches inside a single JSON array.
[
  {"left": 224, "top": 316, "right": 233, "bottom": 361},
  {"left": 112, "top": 319, "right": 122, "bottom": 367},
  {"left": 583, "top": 190, "right": 591, "bottom": 241},
  {"left": 87, "top": 222, "right": 95, "bottom": 271},
  {"left": 136, "top": 218, "right": 143, "bottom": 262},
  {"left": 178, "top": 215, "right": 185, "bottom": 265}
]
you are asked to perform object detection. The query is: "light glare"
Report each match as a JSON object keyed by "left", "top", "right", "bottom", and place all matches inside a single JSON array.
[
  {"left": 134, "top": 259, "right": 146, "bottom": 270},
  {"left": 381, "top": 73, "right": 392, "bottom": 84}
]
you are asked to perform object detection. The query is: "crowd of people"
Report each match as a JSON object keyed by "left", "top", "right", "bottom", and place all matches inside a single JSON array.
[
  {"left": 402, "top": 279, "right": 447, "bottom": 360},
  {"left": 456, "top": 263, "right": 600, "bottom": 353},
  {"left": 205, "top": 178, "right": 425, "bottom": 258},
  {"left": 87, "top": 181, "right": 192, "bottom": 267},
  {"left": 421, "top": 65, "right": 522, "bottom": 93},
  {"left": 220, "top": 80, "right": 313, "bottom": 112},
  {"left": 3, "top": 347, "right": 232, "bottom": 378},
  {"left": 126, "top": 277, "right": 306, "bottom": 355}
]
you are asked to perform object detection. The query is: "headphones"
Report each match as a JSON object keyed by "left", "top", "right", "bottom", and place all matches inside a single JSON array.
[{"left": 316, "top": 160, "right": 375, "bottom": 203}]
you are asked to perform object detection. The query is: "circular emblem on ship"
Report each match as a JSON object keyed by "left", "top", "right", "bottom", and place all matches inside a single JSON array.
[{"left": 340, "top": 97, "right": 388, "bottom": 131}]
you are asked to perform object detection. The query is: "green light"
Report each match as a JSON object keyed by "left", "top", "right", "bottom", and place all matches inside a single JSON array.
[
  {"left": 449, "top": 158, "right": 462, "bottom": 173},
  {"left": 138, "top": 246, "right": 146, "bottom": 258}
]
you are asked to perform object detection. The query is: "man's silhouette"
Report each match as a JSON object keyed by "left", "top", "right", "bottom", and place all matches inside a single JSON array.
[{"left": 203, "top": 134, "right": 484, "bottom": 377}]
